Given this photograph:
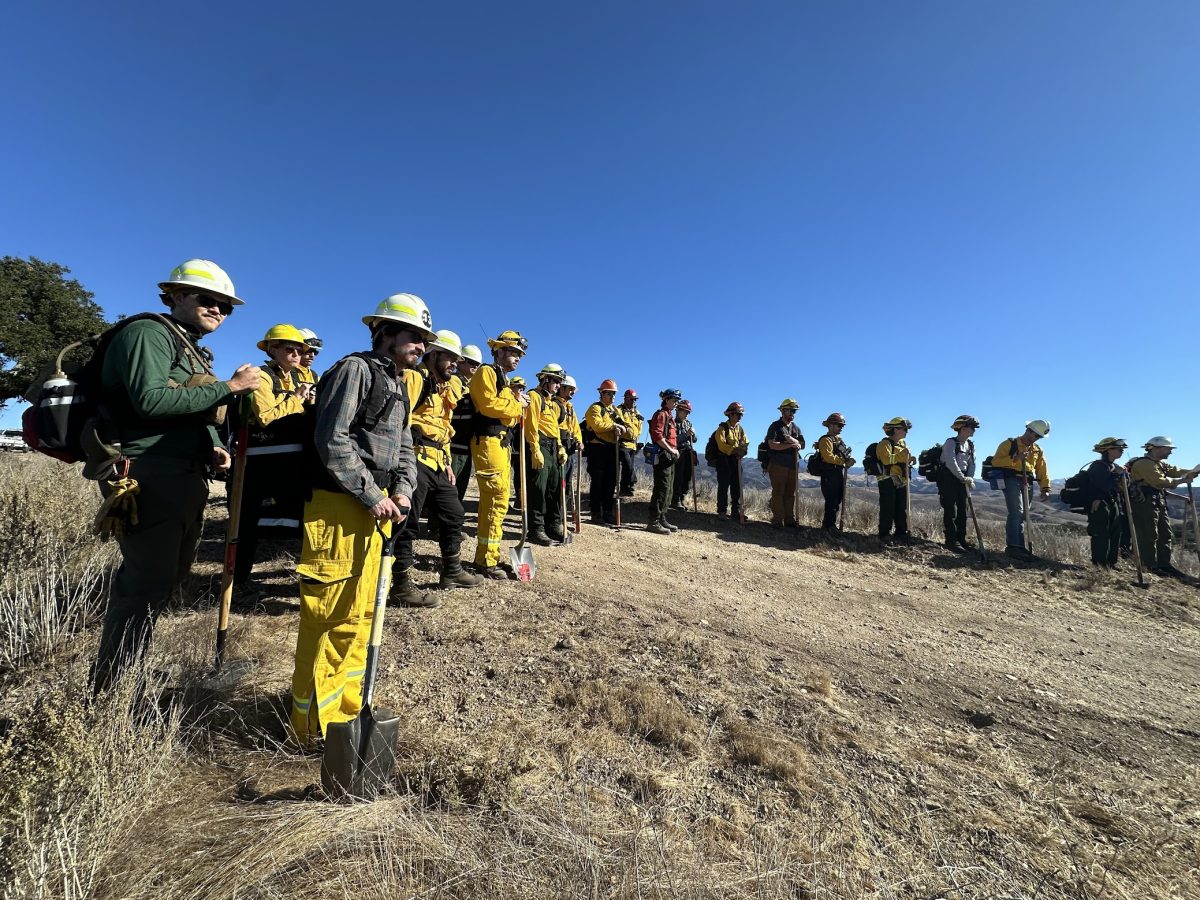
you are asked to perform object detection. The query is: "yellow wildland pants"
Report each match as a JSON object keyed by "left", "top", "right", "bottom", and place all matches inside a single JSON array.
[
  {"left": 472, "top": 434, "right": 511, "bottom": 568},
  {"left": 289, "top": 489, "right": 391, "bottom": 747}
]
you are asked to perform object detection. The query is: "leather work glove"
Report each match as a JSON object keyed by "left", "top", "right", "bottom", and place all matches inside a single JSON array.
[
  {"left": 964, "top": 477, "right": 976, "bottom": 490},
  {"left": 532, "top": 450, "right": 545, "bottom": 471},
  {"left": 93, "top": 477, "right": 140, "bottom": 541},
  {"left": 845, "top": 458, "right": 856, "bottom": 468},
  {"left": 557, "top": 447, "right": 567, "bottom": 466},
  {"left": 890, "top": 474, "right": 903, "bottom": 488}
]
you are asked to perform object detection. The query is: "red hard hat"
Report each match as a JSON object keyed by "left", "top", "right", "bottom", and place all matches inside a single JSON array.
[
  {"left": 677, "top": 399, "right": 692, "bottom": 412},
  {"left": 725, "top": 402, "right": 744, "bottom": 415},
  {"left": 823, "top": 412, "right": 846, "bottom": 426},
  {"left": 624, "top": 388, "right": 638, "bottom": 399}
]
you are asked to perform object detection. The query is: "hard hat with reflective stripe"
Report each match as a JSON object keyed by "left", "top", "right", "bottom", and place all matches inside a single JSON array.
[
  {"left": 298, "top": 328, "right": 322, "bottom": 350},
  {"left": 951, "top": 414, "right": 980, "bottom": 431},
  {"left": 429, "top": 329, "right": 464, "bottom": 358},
  {"left": 778, "top": 398, "right": 799, "bottom": 411},
  {"left": 561, "top": 375, "right": 577, "bottom": 389},
  {"left": 1144, "top": 435, "right": 1176, "bottom": 449},
  {"left": 257, "top": 324, "right": 310, "bottom": 352},
  {"left": 1025, "top": 419, "right": 1051, "bottom": 438},
  {"left": 159, "top": 259, "right": 244, "bottom": 305},
  {"left": 725, "top": 402, "right": 745, "bottom": 415},
  {"left": 461, "top": 344, "right": 483, "bottom": 364},
  {"left": 598, "top": 379, "right": 617, "bottom": 392},
  {"left": 537, "top": 363, "right": 565, "bottom": 380},
  {"left": 509, "top": 375, "right": 527, "bottom": 389},
  {"left": 363, "top": 293, "right": 437, "bottom": 342},
  {"left": 882, "top": 416, "right": 912, "bottom": 432},
  {"left": 823, "top": 412, "right": 846, "bottom": 426},
  {"left": 1093, "top": 437, "right": 1127, "bottom": 453}
]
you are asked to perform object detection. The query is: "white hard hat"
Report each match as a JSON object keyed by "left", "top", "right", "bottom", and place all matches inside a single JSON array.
[
  {"left": 363, "top": 293, "right": 436, "bottom": 342},
  {"left": 1025, "top": 419, "right": 1051, "bottom": 438},
  {"left": 562, "top": 375, "right": 577, "bottom": 389},
  {"left": 297, "top": 328, "right": 322, "bottom": 350},
  {"left": 158, "top": 259, "right": 244, "bottom": 305},
  {"left": 1144, "top": 435, "right": 1176, "bottom": 449},
  {"left": 461, "top": 344, "right": 483, "bottom": 364},
  {"left": 429, "top": 329, "right": 464, "bottom": 358}
]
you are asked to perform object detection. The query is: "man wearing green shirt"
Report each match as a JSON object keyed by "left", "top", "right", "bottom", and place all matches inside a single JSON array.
[{"left": 92, "top": 259, "right": 261, "bottom": 692}]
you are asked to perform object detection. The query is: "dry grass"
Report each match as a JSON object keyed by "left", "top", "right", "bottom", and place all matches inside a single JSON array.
[{"left": 2, "top": 453, "right": 1199, "bottom": 899}]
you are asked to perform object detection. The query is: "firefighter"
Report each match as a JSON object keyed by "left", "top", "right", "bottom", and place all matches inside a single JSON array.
[
  {"left": 557, "top": 374, "right": 584, "bottom": 515},
  {"left": 1128, "top": 436, "right": 1200, "bottom": 578},
  {"left": 990, "top": 420, "right": 1051, "bottom": 560},
  {"left": 647, "top": 389, "right": 682, "bottom": 534},
  {"left": 713, "top": 402, "right": 749, "bottom": 519},
  {"left": 524, "top": 363, "right": 568, "bottom": 544},
  {"left": 764, "top": 398, "right": 804, "bottom": 528},
  {"left": 289, "top": 292, "right": 433, "bottom": 747},
  {"left": 296, "top": 328, "right": 322, "bottom": 386},
  {"left": 616, "top": 388, "right": 644, "bottom": 497},
  {"left": 875, "top": 417, "right": 913, "bottom": 545},
  {"left": 816, "top": 413, "right": 854, "bottom": 530},
  {"left": 1086, "top": 437, "right": 1127, "bottom": 568},
  {"left": 449, "top": 344, "right": 483, "bottom": 502},
  {"left": 936, "top": 415, "right": 979, "bottom": 553},
  {"left": 671, "top": 399, "right": 697, "bottom": 511},
  {"left": 584, "top": 380, "right": 625, "bottom": 526},
  {"left": 392, "top": 329, "right": 482, "bottom": 607},
  {"left": 234, "top": 324, "right": 315, "bottom": 597},
  {"left": 469, "top": 331, "right": 527, "bottom": 579}
]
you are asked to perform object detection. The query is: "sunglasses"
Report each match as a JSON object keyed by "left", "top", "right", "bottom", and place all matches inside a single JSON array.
[{"left": 187, "top": 292, "right": 234, "bottom": 316}]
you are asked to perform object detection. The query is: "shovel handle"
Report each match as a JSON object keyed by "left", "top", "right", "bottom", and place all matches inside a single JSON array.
[{"left": 215, "top": 396, "right": 251, "bottom": 671}]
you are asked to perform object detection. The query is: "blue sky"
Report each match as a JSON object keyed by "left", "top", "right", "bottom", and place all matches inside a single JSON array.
[{"left": 3, "top": 2, "right": 1198, "bottom": 475}]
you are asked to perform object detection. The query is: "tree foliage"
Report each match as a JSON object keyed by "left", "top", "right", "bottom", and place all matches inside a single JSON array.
[{"left": 0, "top": 257, "right": 110, "bottom": 407}]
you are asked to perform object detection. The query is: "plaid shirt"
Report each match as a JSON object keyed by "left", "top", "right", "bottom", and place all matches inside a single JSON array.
[
  {"left": 313, "top": 351, "right": 417, "bottom": 509},
  {"left": 675, "top": 418, "right": 697, "bottom": 451}
]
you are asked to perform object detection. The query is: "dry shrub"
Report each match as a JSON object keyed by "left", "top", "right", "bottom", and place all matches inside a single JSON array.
[
  {"left": 555, "top": 678, "right": 698, "bottom": 753},
  {"left": 396, "top": 720, "right": 541, "bottom": 809},
  {"left": 723, "top": 720, "right": 809, "bottom": 792}
]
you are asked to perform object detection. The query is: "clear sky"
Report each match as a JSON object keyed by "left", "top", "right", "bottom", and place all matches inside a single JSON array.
[{"left": 3, "top": 2, "right": 1198, "bottom": 476}]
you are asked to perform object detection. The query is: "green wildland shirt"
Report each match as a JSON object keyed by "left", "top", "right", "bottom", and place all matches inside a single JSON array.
[{"left": 100, "top": 317, "right": 232, "bottom": 460}]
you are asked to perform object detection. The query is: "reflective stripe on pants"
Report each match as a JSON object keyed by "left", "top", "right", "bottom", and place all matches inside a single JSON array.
[{"left": 472, "top": 435, "right": 511, "bottom": 567}]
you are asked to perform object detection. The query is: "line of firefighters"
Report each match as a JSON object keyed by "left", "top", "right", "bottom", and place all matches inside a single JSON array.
[{"left": 87, "top": 260, "right": 1199, "bottom": 752}]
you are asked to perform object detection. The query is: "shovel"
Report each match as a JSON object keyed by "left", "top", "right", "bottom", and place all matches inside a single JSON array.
[
  {"left": 321, "top": 526, "right": 402, "bottom": 801},
  {"left": 1189, "top": 483, "right": 1200, "bottom": 570},
  {"left": 1020, "top": 466, "right": 1035, "bottom": 555},
  {"left": 510, "top": 428, "right": 536, "bottom": 581},
  {"left": 201, "top": 398, "right": 256, "bottom": 691},
  {"left": 1119, "top": 475, "right": 1147, "bottom": 588},
  {"left": 613, "top": 437, "right": 622, "bottom": 529},
  {"left": 736, "top": 454, "right": 746, "bottom": 524},
  {"left": 965, "top": 491, "right": 989, "bottom": 565},
  {"left": 572, "top": 449, "right": 582, "bottom": 534},
  {"left": 560, "top": 468, "right": 573, "bottom": 545}
]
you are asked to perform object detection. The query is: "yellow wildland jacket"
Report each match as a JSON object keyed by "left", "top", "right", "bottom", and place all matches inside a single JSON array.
[
  {"left": 585, "top": 401, "right": 622, "bottom": 444},
  {"left": 616, "top": 405, "right": 644, "bottom": 450},
  {"left": 559, "top": 398, "right": 582, "bottom": 448},
  {"left": 991, "top": 437, "right": 1049, "bottom": 491},
  {"left": 875, "top": 438, "right": 911, "bottom": 485},
  {"left": 714, "top": 422, "right": 749, "bottom": 456},
  {"left": 469, "top": 364, "right": 522, "bottom": 438},
  {"left": 403, "top": 367, "right": 462, "bottom": 471},
  {"left": 817, "top": 434, "right": 851, "bottom": 467},
  {"left": 1129, "top": 456, "right": 1191, "bottom": 491}
]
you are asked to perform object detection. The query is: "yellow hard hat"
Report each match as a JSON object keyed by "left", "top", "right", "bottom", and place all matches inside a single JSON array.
[
  {"left": 363, "top": 293, "right": 437, "bottom": 342},
  {"left": 509, "top": 375, "right": 527, "bottom": 389},
  {"left": 778, "top": 398, "right": 800, "bottom": 411},
  {"left": 257, "top": 323, "right": 309, "bottom": 352},
  {"left": 159, "top": 259, "right": 244, "bottom": 305},
  {"left": 1093, "top": 437, "right": 1127, "bottom": 453},
  {"left": 487, "top": 330, "right": 528, "bottom": 354},
  {"left": 882, "top": 416, "right": 912, "bottom": 432}
]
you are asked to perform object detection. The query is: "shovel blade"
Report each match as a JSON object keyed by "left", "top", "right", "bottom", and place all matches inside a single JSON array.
[
  {"left": 510, "top": 546, "right": 536, "bottom": 582},
  {"left": 321, "top": 704, "right": 400, "bottom": 802},
  {"left": 196, "top": 657, "right": 256, "bottom": 693}
]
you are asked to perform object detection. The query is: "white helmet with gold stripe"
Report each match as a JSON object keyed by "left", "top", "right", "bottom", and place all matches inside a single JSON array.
[
  {"left": 363, "top": 292, "right": 437, "bottom": 342},
  {"left": 158, "top": 259, "right": 244, "bottom": 305}
]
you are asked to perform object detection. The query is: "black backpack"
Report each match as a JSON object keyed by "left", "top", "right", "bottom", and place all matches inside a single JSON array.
[
  {"left": 756, "top": 440, "right": 770, "bottom": 472},
  {"left": 806, "top": 451, "right": 827, "bottom": 477},
  {"left": 22, "top": 313, "right": 198, "bottom": 465},
  {"left": 1059, "top": 465, "right": 1093, "bottom": 513},
  {"left": 917, "top": 444, "right": 945, "bottom": 482},
  {"left": 862, "top": 442, "right": 883, "bottom": 477},
  {"left": 704, "top": 423, "right": 728, "bottom": 467}
]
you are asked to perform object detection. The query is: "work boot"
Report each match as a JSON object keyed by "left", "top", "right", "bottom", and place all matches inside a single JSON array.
[
  {"left": 1156, "top": 563, "right": 1187, "bottom": 579},
  {"left": 478, "top": 564, "right": 511, "bottom": 581},
  {"left": 647, "top": 522, "right": 671, "bottom": 535},
  {"left": 546, "top": 526, "right": 565, "bottom": 543},
  {"left": 440, "top": 559, "right": 482, "bottom": 589},
  {"left": 391, "top": 568, "right": 440, "bottom": 608},
  {"left": 671, "top": 501, "right": 689, "bottom": 512},
  {"left": 1005, "top": 545, "right": 1036, "bottom": 561},
  {"left": 659, "top": 517, "right": 679, "bottom": 532},
  {"left": 528, "top": 529, "right": 553, "bottom": 546}
]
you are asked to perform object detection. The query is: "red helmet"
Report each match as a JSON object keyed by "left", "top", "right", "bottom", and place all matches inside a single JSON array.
[
  {"left": 724, "top": 402, "right": 744, "bottom": 416},
  {"left": 598, "top": 379, "right": 617, "bottom": 392},
  {"left": 677, "top": 399, "right": 692, "bottom": 413},
  {"left": 823, "top": 412, "right": 846, "bottom": 426},
  {"left": 624, "top": 388, "right": 638, "bottom": 399}
]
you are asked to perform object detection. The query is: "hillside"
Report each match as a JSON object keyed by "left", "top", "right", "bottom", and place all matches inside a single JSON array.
[{"left": 2, "top": 455, "right": 1199, "bottom": 899}]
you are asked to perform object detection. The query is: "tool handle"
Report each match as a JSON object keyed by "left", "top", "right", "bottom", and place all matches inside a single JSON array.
[
  {"left": 362, "top": 527, "right": 398, "bottom": 709},
  {"left": 215, "top": 396, "right": 251, "bottom": 671}
]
